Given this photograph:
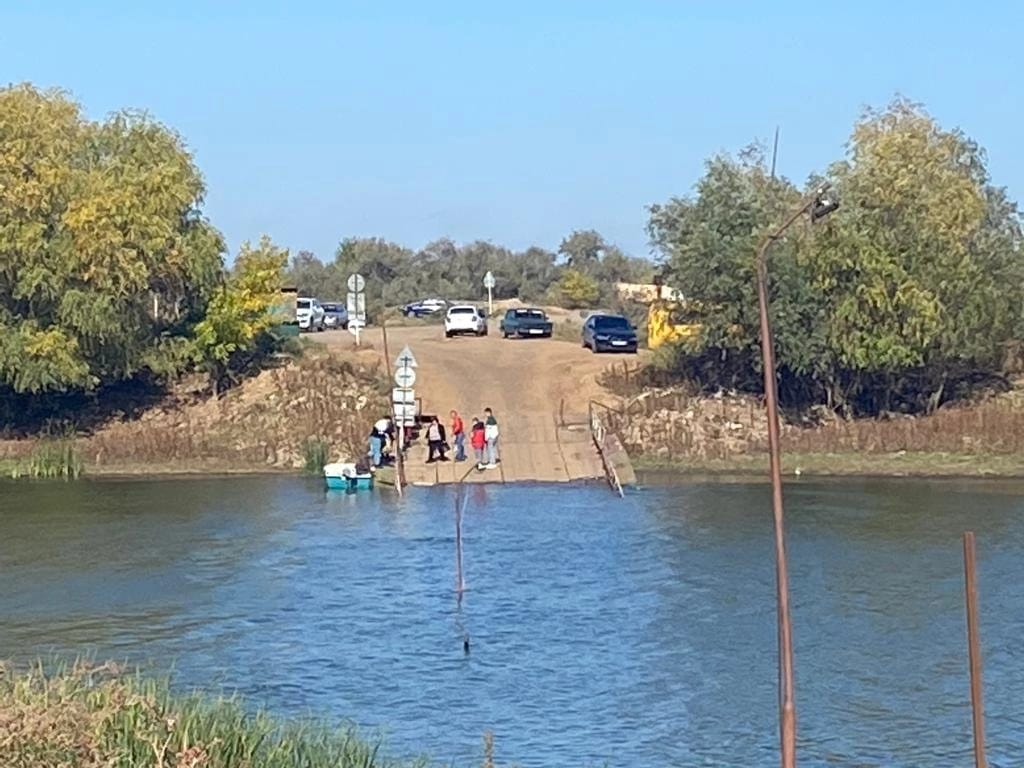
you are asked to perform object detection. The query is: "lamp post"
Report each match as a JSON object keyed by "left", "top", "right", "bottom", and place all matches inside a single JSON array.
[{"left": 756, "top": 184, "right": 838, "bottom": 768}]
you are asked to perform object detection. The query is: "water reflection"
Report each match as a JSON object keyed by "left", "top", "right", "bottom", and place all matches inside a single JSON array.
[{"left": 1, "top": 475, "right": 1023, "bottom": 766}]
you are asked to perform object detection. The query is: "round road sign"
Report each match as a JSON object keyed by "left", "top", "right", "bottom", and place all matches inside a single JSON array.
[
  {"left": 347, "top": 273, "right": 365, "bottom": 292},
  {"left": 394, "top": 366, "right": 416, "bottom": 388}
]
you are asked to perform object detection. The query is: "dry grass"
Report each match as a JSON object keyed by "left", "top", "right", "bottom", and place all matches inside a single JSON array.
[
  {"left": 0, "top": 351, "right": 391, "bottom": 475},
  {"left": 606, "top": 375, "right": 1024, "bottom": 472}
]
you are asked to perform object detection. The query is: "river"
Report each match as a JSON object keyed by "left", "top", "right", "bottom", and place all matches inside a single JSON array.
[{"left": 2, "top": 475, "right": 1023, "bottom": 766}]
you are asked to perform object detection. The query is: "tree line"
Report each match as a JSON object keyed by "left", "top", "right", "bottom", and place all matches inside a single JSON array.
[
  {"left": 5, "top": 84, "right": 1019, "bottom": 422},
  {"left": 649, "top": 99, "right": 1024, "bottom": 416},
  {"left": 285, "top": 229, "right": 653, "bottom": 311}
]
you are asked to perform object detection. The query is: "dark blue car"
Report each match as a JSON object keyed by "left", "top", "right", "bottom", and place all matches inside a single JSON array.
[{"left": 582, "top": 313, "right": 638, "bottom": 353}]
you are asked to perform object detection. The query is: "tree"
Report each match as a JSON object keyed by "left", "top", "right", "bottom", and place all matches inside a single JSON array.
[
  {"left": 0, "top": 84, "right": 224, "bottom": 394},
  {"left": 808, "top": 99, "right": 1024, "bottom": 411},
  {"left": 559, "top": 269, "right": 601, "bottom": 308},
  {"left": 648, "top": 147, "right": 816, "bottom": 393},
  {"left": 558, "top": 229, "right": 606, "bottom": 270},
  {"left": 191, "top": 237, "right": 287, "bottom": 394},
  {"left": 649, "top": 102, "right": 1024, "bottom": 415}
]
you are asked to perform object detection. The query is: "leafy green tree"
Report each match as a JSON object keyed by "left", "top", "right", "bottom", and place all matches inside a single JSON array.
[
  {"left": 648, "top": 147, "right": 819, "bottom": 393},
  {"left": 0, "top": 84, "right": 224, "bottom": 394},
  {"left": 191, "top": 237, "right": 287, "bottom": 394},
  {"left": 559, "top": 269, "right": 601, "bottom": 308},
  {"left": 809, "top": 99, "right": 1024, "bottom": 411},
  {"left": 559, "top": 230, "right": 606, "bottom": 269},
  {"left": 650, "top": 102, "right": 1024, "bottom": 414}
]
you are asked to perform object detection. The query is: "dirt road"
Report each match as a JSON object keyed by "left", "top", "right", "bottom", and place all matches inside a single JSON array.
[{"left": 318, "top": 320, "right": 639, "bottom": 484}]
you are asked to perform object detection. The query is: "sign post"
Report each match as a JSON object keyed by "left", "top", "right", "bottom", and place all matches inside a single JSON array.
[
  {"left": 483, "top": 270, "right": 496, "bottom": 317},
  {"left": 392, "top": 345, "right": 418, "bottom": 430},
  {"left": 346, "top": 273, "right": 366, "bottom": 346}
]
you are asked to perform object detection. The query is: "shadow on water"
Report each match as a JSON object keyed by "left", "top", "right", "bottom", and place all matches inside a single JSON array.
[{"left": 2, "top": 475, "right": 1024, "bottom": 766}]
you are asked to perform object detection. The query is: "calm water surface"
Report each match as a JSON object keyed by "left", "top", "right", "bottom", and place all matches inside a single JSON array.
[{"left": 2, "top": 475, "right": 1024, "bottom": 766}]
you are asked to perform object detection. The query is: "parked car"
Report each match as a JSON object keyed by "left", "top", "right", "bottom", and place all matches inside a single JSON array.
[
  {"left": 444, "top": 305, "right": 488, "bottom": 338},
  {"left": 296, "top": 297, "right": 325, "bottom": 332},
  {"left": 321, "top": 302, "right": 349, "bottom": 329},
  {"left": 582, "top": 313, "right": 638, "bottom": 353},
  {"left": 402, "top": 298, "right": 447, "bottom": 318},
  {"left": 499, "top": 308, "right": 553, "bottom": 338}
]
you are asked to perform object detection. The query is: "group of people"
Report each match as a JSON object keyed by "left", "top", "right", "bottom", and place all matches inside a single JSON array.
[
  {"left": 425, "top": 408, "right": 500, "bottom": 470},
  {"left": 366, "top": 408, "right": 501, "bottom": 471}
]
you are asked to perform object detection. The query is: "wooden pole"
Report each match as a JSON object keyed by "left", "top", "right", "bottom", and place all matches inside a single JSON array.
[{"left": 963, "top": 531, "right": 988, "bottom": 768}]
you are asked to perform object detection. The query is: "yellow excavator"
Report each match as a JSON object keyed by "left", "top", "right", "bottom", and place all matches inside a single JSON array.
[{"left": 615, "top": 281, "right": 703, "bottom": 350}]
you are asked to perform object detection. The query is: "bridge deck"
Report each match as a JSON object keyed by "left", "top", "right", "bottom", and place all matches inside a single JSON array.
[{"left": 401, "top": 414, "right": 604, "bottom": 486}]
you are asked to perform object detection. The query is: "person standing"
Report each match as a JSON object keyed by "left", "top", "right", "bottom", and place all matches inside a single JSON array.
[
  {"left": 426, "top": 416, "right": 449, "bottom": 463},
  {"left": 368, "top": 427, "right": 383, "bottom": 467},
  {"left": 450, "top": 409, "right": 466, "bottom": 462},
  {"left": 470, "top": 417, "right": 487, "bottom": 469},
  {"left": 483, "top": 407, "right": 500, "bottom": 469}
]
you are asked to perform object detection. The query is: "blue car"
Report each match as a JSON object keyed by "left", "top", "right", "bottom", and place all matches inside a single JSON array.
[
  {"left": 321, "top": 302, "right": 349, "bottom": 329},
  {"left": 582, "top": 314, "right": 638, "bottom": 353},
  {"left": 402, "top": 298, "right": 447, "bottom": 318}
]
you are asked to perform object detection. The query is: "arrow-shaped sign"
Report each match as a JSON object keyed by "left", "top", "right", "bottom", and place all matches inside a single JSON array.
[{"left": 395, "top": 345, "right": 418, "bottom": 369}]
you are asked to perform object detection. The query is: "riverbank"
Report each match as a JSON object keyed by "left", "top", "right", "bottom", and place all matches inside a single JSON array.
[
  {"left": 0, "top": 348, "right": 390, "bottom": 478},
  {"left": 608, "top": 375, "right": 1024, "bottom": 480},
  {"left": 0, "top": 662, "right": 435, "bottom": 768}
]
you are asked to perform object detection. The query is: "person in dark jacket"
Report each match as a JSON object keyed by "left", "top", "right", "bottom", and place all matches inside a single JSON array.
[{"left": 426, "top": 416, "right": 449, "bottom": 463}]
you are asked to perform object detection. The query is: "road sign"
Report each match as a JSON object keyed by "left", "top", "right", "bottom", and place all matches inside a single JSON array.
[
  {"left": 392, "top": 402, "right": 417, "bottom": 425},
  {"left": 392, "top": 388, "right": 415, "bottom": 404},
  {"left": 347, "top": 273, "right": 365, "bottom": 293},
  {"left": 483, "top": 270, "right": 495, "bottom": 316},
  {"left": 395, "top": 345, "right": 418, "bottom": 369},
  {"left": 346, "top": 292, "right": 366, "bottom": 317},
  {"left": 394, "top": 366, "right": 416, "bottom": 388}
]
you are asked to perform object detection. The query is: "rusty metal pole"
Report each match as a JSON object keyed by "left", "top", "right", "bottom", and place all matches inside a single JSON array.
[
  {"left": 963, "top": 531, "right": 988, "bottom": 768},
  {"left": 755, "top": 189, "right": 826, "bottom": 768},
  {"left": 756, "top": 238, "right": 798, "bottom": 768}
]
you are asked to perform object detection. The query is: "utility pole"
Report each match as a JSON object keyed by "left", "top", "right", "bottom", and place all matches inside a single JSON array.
[{"left": 756, "top": 183, "right": 838, "bottom": 768}]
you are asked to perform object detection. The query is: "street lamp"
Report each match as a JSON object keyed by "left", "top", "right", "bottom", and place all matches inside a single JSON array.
[{"left": 755, "top": 183, "right": 838, "bottom": 768}]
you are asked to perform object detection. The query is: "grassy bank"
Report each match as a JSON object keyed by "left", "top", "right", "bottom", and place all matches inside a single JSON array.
[
  {"left": 633, "top": 450, "right": 1024, "bottom": 478},
  {"left": 0, "top": 662, "right": 430, "bottom": 768}
]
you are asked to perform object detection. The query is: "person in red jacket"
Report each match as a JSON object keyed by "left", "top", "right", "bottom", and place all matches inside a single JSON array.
[
  {"left": 470, "top": 417, "right": 487, "bottom": 469},
  {"left": 450, "top": 409, "right": 466, "bottom": 462}
]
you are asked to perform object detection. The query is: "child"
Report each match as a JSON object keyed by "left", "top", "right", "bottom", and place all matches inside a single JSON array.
[{"left": 470, "top": 417, "right": 487, "bottom": 469}]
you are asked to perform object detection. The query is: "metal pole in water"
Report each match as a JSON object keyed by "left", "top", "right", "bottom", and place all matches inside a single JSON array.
[
  {"left": 455, "top": 487, "right": 466, "bottom": 600},
  {"left": 963, "top": 531, "right": 988, "bottom": 768}
]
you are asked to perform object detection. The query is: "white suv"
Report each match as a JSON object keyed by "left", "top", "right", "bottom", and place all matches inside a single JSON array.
[
  {"left": 444, "top": 305, "right": 487, "bottom": 338},
  {"left": 296, "top": 297, "right": 325, "bottom": 332}
]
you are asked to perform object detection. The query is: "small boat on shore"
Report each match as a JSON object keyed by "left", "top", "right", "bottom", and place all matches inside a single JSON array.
[{"left": 324, "top": 462, "right": 374, "bottom": 492}]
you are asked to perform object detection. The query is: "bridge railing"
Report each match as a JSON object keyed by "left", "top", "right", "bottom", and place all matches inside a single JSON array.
[{"left": 588, "top": 400, "right": 625, "bottom": 498}]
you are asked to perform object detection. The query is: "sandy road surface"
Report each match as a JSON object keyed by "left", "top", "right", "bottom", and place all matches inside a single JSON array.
[{"left": 316, "top": 321, "right": 640, "bottom": 484}]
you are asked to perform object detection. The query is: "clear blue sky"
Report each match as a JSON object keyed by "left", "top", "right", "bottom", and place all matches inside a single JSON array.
[{"left": 3, "top": 2, "right": 1021, "bottom": 261}]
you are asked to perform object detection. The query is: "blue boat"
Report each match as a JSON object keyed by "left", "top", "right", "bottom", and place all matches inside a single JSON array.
[{"left": 324, "top": 462, "right": 374, "bottom": 492}]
